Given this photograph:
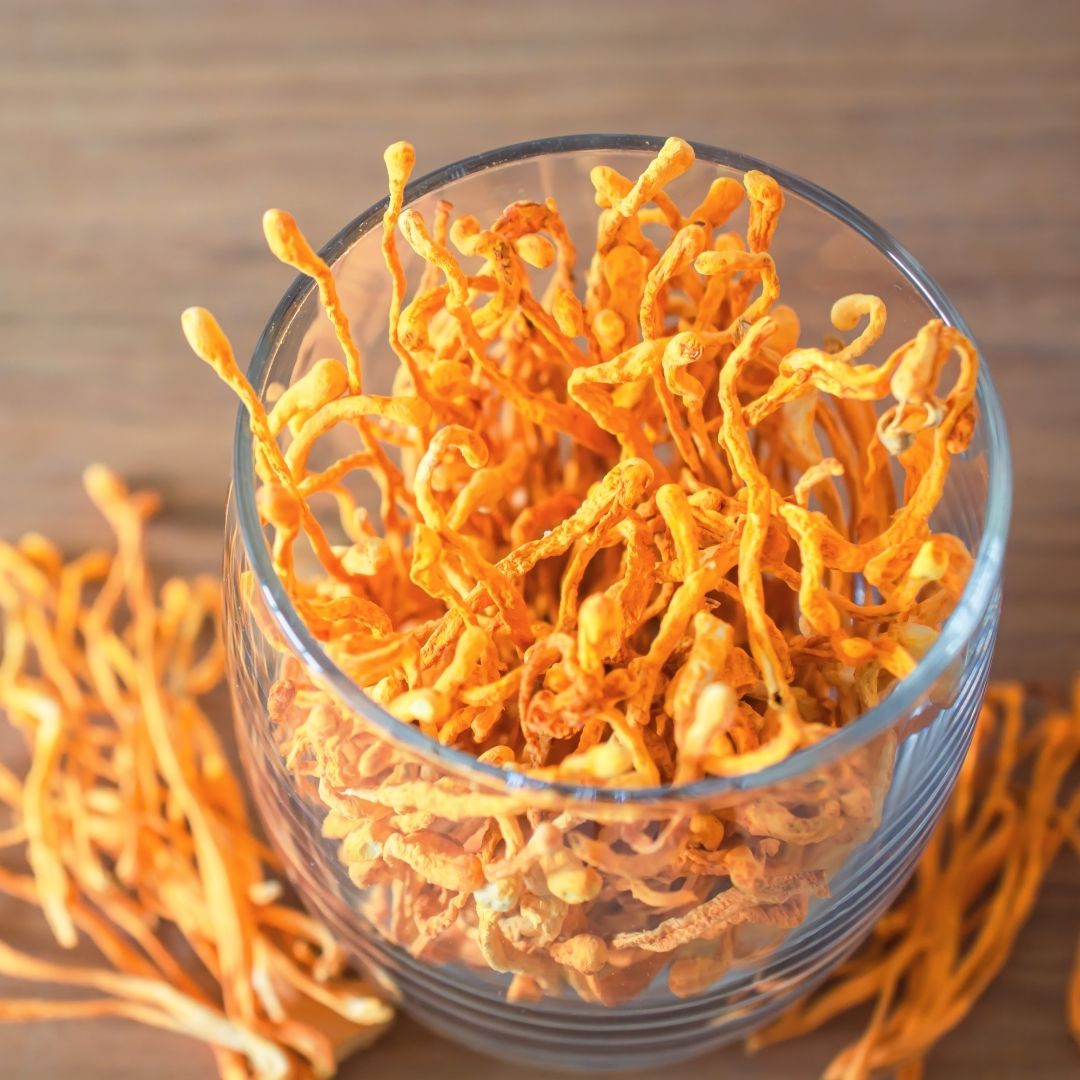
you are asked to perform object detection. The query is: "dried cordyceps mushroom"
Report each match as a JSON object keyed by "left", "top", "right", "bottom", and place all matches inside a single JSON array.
[
  {"left": 0, "top": 470, "right": 391, "bottom": 1080},
  {"left": 183, "top": 136, "right": 991, "bottom": 1008},
  {"left": 0, "top": 141, "right": 1074, "bottom": 1080},
  {"left": 751, "top": 680, "right": 1080, "bottom": 1079}
]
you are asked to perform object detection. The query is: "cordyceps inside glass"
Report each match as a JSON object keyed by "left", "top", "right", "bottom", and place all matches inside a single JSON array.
[{"left": 217, "top": 135, "right": 1010, "bottom": 1072}]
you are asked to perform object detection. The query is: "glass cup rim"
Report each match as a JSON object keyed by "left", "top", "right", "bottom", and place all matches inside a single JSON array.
[{"left": 233, "top": 133, "right": 1012, "bottom": 806}]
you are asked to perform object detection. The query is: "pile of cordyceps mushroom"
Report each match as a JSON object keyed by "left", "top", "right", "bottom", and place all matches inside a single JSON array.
[{"left": 182, "top": 136, "right": 978, "bottom": 1006}]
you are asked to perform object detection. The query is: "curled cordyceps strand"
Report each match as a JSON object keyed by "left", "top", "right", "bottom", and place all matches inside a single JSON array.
[
  {"left": 742, "top": 294, "right": 890, "bottom": 428},
  {"left": 263, "top": 209, "right": 366, "bottom": 395},
  {"left": 694, "top": 248, "right": 780, "bottom": 330},
  {"left": 380, "top": 140, "right": 437, "bottom": 414},
  {"left": 181, "top": 308, "right": 293, "bottom": 499},
  {"left": 780, "top": 506, "right": 840, "bottom": 631},
  {"left": 397, "top": 208, "right": 470, "bottom": 305},
  {"left": 442, "top": 532, "right": 534, "bottom": 652},
  {"left": 672, "top": 633, "right": 737, "bottom": 784},
  {"left": 865, "top": 326, "right": 978, "bottom": 557},
  {"left": 586, "top": 143, "right": 693, "bottom": 308},
  {"left": 829, "top": 294, "right": 889, "bottom": 361},
  {"left": 877, "top": 317, "right": 954, "bottom": 455},
  {"left": 267, "top": 357, "right": 349, "bottom": 438},
  {"left": 445, "top": 445, "right": 527, "bottom": 534},
  {"left": 567, "top": 339, "right": 668, "bottom": 470},
  {"left": 661, "top": 332, "right": 733, "bottom": 487},
  {"left": 640, "top": 224, "right": 708, "bottom": 339},
  {"left": 181, "top": 307, "right": 378, "bottom": 591},
  {"left": 716, "top": 319, "right": 792, "bottom": 709},
  {"left": 591, "top": 164, "right": 684, "bottom": 233},
  {"left": 283, "top": 395, "right": 432, "bottom": 478},
  {"left": 409, "top": 425, "right": 489, "bottom": 530},
  {"left": 493, "top": 198, "right": 577, "bottom": 294},
  {"left": 501, "top": 457, "right": 654, "bottom": 579},
  {"left": 449, "top": 218, "right": 526, "bottom": 338},
  {"left": 615, "top": 137, "right": 696, "bottom": 220},
  {"left": 611, "top": 872, "right": 827, "bottom": 953}
]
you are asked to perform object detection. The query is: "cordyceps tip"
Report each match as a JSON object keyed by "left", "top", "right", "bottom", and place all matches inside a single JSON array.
[
  {"left": 745, "top": 169, "right": 781, "bottom": 198},
  {"left": 552, "top": 289, "right": 585, "bottom": 337},
  {"left": 383, "top": 141, "right": 416, "bottom": 178},
  {"left": 515, "top": 233, "right": 556, "bottom": 269},
  {"left": 662, "top": 135, "right": 694, "bottom": 157},
  {"left": 829, "top": 294, "right": 878, "bottom": 332},
  {"left": 578, "top": 590, "right": 617, "bottom": 627},
  {"left": 397, "top": 207, "right": 423, "bottom": 240},
  {"left": 181, "top": 307, "right": 235, "bottom": 371},
  {"left": 669, "top": 331, "right": 704, "bottom": 364},
  {"left": 262, "top": 208, "right": 319, "bottom": 271},
  {"left": 83, "top": 463, "right": 127, "bottom": 506}
]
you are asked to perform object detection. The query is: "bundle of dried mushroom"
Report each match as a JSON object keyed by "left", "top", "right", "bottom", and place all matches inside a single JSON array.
[
  {"left": 182, "top": 136, "right": 979, "bottom": 1004},
  {"left": 2, "top": 137, "right": 1075, "bottom": 1080}
]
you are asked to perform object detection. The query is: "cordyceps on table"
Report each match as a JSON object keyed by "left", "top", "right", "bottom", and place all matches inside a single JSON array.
[{"left": 0, "top": 470, "right": 393, "bottom": 1080}]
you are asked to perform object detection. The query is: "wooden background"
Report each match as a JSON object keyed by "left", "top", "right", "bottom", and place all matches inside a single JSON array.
[{"left": 1, "top": 0, "right": 1078, "bottom": 1076}]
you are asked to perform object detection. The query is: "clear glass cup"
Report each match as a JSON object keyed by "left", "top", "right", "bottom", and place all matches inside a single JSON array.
[{"left": 223, "top": 135, "right": 1011, "bottom": 1072}]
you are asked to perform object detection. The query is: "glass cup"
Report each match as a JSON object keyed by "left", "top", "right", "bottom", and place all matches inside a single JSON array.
[{"left": 223, "top": 135, "right": 1011, "bottom": 1072}]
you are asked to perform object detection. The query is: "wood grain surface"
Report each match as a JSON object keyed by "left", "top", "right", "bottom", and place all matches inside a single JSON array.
[{"left": 1, "top": 1, "right": 1078, "bottom": 1076}]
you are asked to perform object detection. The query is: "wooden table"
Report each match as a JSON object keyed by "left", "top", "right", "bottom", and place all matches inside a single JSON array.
[{"left": 2, "top": 1, "right": 1078, "bottom": 1075}]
